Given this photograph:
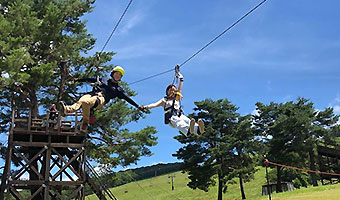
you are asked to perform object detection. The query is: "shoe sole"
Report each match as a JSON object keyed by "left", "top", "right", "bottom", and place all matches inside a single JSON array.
[
  {"left": 58, "top": 101, "right": 67, "bottom": 117},
  {"left": 189, "top": 119, "right": 195, "bottom": 134},
  {"left": 198, "top": 119, "right": 205, "bottom": 134}
]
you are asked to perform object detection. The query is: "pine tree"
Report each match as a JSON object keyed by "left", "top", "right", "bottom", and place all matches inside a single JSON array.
[
  {"left": 173, "top": 98, "right": 258, "bottom": 200},
  {"left": 0, "top": 1, "right": 158, "bottom": 198},
  {"left": 233, "top": 114, "right": 260, "bottom": 199},
  {"left": 254, "top": 98, "right": 340, "bottom": 191}
]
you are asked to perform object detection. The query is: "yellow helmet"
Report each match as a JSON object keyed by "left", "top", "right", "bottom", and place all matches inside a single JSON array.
[{"left": 111, "top": 66, "right": 125, "bottom": 76}]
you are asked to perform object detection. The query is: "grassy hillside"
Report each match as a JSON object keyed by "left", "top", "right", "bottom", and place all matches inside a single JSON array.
[{"left": 85, "top": 167, "right": 340, "bottom": 200}]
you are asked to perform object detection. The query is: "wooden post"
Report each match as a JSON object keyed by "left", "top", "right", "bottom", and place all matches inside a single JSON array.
[{"left": 264, "top": 158, "right": 272, "bottom": 200}]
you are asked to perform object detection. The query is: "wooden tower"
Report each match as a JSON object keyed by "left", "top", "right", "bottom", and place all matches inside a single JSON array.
[
  {"left": 0, "top": 108, "right": 115, "bottom": 200},
  {"left": 317, "top": 145, "right": 340, "bottom": 185}
]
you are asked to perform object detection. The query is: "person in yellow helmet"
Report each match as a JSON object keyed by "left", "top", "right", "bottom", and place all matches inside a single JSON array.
[
  {"left": 141, "top": 68, "right": 204, "bottom": 136},
  {"left": 59, "top": 66, "right": 146, "bottom": 132}
]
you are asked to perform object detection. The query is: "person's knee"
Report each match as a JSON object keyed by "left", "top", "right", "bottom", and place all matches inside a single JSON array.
[{"left": 81, "top": 101, "right": 91, "bottom": 108}]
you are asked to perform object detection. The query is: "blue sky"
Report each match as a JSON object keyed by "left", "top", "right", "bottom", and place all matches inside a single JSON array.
[{"left": 83, "top": 0, "right": 340, "bottom": 169}]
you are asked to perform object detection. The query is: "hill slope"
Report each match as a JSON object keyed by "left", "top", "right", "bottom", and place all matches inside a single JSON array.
[{"left": 85, "top": 167, "right": 340, "bottom": 200}]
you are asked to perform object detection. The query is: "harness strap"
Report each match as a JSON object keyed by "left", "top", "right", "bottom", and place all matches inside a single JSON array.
[{"left": 93, "top": 96, "right": 101, "bottom": 109}]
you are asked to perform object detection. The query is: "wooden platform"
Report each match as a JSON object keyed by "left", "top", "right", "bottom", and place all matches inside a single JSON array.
[{"left": 0, "top": 110, "right": 88, "bottom": 200}]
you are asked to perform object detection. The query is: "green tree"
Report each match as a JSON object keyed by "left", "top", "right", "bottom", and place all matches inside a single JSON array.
[
  {"left": 233, "top": 114, "right": 260, "bottom": 199},
  {"left": 254, "top": 98, "right": 340, "bottom": 192},
  {"left": 173, "top": 98, "right": 258, "bottom": 200},
  {"left": 255, "top": 99, "right": 312, "bottom": 192},
  {"left": 0, "top": 0, "right": 157, "bottom": 198}
]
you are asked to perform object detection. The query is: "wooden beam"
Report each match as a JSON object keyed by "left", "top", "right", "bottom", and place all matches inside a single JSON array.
[
  {"left": 13, "top": 141, "right": 84, "bottom": 148},
  {"left": 12, "top": 147, "right": 44, "bottom": 180},
  {"left": 12, "top": 146, "right": 47, "bottom": 180},
  {"left": 52, "top": 149, "right": 83, "bottom": 180}
]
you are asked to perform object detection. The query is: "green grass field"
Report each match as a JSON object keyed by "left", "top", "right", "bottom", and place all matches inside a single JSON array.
[{"left": 85, "top": 167, "right": 340, "bottom": 200}]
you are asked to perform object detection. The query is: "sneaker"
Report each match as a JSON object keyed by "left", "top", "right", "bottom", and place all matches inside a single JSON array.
[
  {"left": 198, "top": 119, "right": 205, "bottom": 134},
  {"left": 58, "top": 101, "right": 67, "bottom": 117},
  {"left": 189, "top": 118, "right": 195, "bottom": 134},
  {"left": 80, "top": 121, "right": 88, "bottom": 132}
]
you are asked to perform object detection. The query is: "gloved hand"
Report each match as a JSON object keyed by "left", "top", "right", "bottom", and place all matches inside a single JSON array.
[
  {"left": 177, "top": 71, "right": 183, "bottom": 80},
  {"left": 138, "top": 105, "right": 150, "bottom": 113},
  {"left": 175, "top": 65, "right": 183, "bottom": 80}
]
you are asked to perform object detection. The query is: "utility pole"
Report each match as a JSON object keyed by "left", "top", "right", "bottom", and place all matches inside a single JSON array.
[{"left": 168, "top": 174, "right": 175, "bottom": 191}]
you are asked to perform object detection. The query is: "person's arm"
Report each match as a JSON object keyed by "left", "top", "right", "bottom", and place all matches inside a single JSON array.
[
  {"left": 76, "top": 77, "right": 97, "bottom": 83},
  {"left": 144, "top": 98, "right": 164, "bottom": 109},
  {"left": 177, "top": 71, "right": 184, "bottom": 94},
  {"left": 116, "top": 87, "right": 145, "bottom": 111},
  {"left": 121, "top": 92, "right": 140, "bottom": 108}
]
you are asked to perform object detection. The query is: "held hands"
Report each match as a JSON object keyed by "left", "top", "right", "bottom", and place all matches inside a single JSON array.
[{"left": 138, "top": 105, "right": 150, "bottom": 113}]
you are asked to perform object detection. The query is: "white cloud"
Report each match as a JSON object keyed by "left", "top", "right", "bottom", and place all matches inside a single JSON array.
[
  {"left": 251, "top": 109, "right": 259, "bottom": 116},
  {"left": 266, "top": 80, "right": 272, "bottom": 91},
  {"left": 118, "top": 11, "right": 146, "bottom": 35},
  {"left": 334, "top": 95, "right": 340, "bottom": 103},
  {"left": 282, "top": 95, "right": 294, "bottom": 103},
  {"left": 114, "top": 34, "right": 183, "bottom": 59},
  {"left": 1, "top": 72, "right": 9, "bottom": 78},
  {"left": 333, "top": 105, "right": 340, "bottom": 114},
  {"left": 93, "top": 163, "right": 111, "bottom": 175}
]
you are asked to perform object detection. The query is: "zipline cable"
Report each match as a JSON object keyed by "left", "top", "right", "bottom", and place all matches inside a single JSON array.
[
  {"left": 125, "top": 170, "right": 157, "bottom": 200},
  {"left": 128, "top": 0, "right": 268, "bottom": 85},
  {"left": 264, "top": 159, "right": 340, "bottom": 177},
  {"left": 146, "top": 176, "right": 183, "bottom": 200},
  {"left": 99, "top": 0, "right": 134, "bottom": 55},
  {"left": 72, "top": 0, "right": 134, "bottom": 82},
  {"left": 78, "top": 0, "right": 134, "bottom": 92}
]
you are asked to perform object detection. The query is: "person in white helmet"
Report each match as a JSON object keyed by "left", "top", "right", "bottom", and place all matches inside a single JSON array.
[
  {"left": 141, "top": 67, "right": 204, "bottom": 136},
  {"left": 59, "top": 66, "right": 146, "bottom": 131}
]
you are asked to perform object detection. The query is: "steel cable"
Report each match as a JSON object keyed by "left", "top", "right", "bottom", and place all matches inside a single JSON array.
[{"left": 128, "top": 0, "right": 268, "bottom": 85}]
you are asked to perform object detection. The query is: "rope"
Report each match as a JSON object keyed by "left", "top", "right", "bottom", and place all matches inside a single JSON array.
[
  {"left": 99, "top": 0, "right": 134, "bottom": 55},
  {"left": 264, "top": 159, "right": 340, "bottom": 177},
  {"left": 179, "top": 0, "right": 267, "bottom": 67},
  {"left": 125, "top": 170, "right": 157, "bottom": 200},
  {"left": 128, "top": 0, "right": 268, "bottom": 85},
  {"left": 146, "top": 175, "right": 182, "bottom": 200},
  {"left": 129, "top": 68, "right": 174, "bottom": 85},
  {"left": 86, "top": 161, "right": 118, "bottom": 200},
  {"left": 121, "top": 168, "right": 183, "bottom": 200},
  {"left": 65, "top": 0, "right": 134, "bottom": 96}
]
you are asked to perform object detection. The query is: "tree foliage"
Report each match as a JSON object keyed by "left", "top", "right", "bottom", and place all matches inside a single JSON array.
[
  {"left": 174, "top": 98, "right": 259, "bottom": 200},
  {"left": 0, "top": 0, "right": 157, "bottom": 169},
  {"left": 254, "top": 97, "right": 340, "bottom": 191}
]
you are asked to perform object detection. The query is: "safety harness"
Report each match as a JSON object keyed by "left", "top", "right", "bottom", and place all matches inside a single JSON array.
[
  {"left": 88, "top": 76, "right": 102, "bottom": 124},
  {"left": 164, "top": 65, "right": 183, "bottom": 124},
  {"left": 164, "top": 91, "right": 183, "bottom": 124}
]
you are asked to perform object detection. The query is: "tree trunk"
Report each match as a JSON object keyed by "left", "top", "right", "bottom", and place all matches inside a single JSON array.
[
  {"left": 31, "top": 93, "right": 38, "bottom": 118},
  {"left": 309, "top": 150, "right": 318, "bottom": 186},
  {"left": 276, "top": 166, "right": 282, "bottom": 193},
  {"left": 57, "top": 61, "right": 67, "bottom": 102},
  {"left": 239, "top": 175, "right": 246, "bottom": 199},
  {"left": 217, "top": 170, "right": 223, "bottom": 200}
]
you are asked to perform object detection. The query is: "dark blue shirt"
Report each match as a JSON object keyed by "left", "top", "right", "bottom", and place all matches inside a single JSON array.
[{"left": 78, "top": 77, "right": 139, "bottom": 108}]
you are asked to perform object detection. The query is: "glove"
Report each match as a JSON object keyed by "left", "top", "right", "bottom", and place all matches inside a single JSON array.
[
  {"left": 138, "top": 105, "right": 150, "bottom": 113},
  {"left": 175, "top": 65, "right": 183, "bottom": 80},
  {"left": 177, "top": 72, "right": 183, "bottom": 80}
]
